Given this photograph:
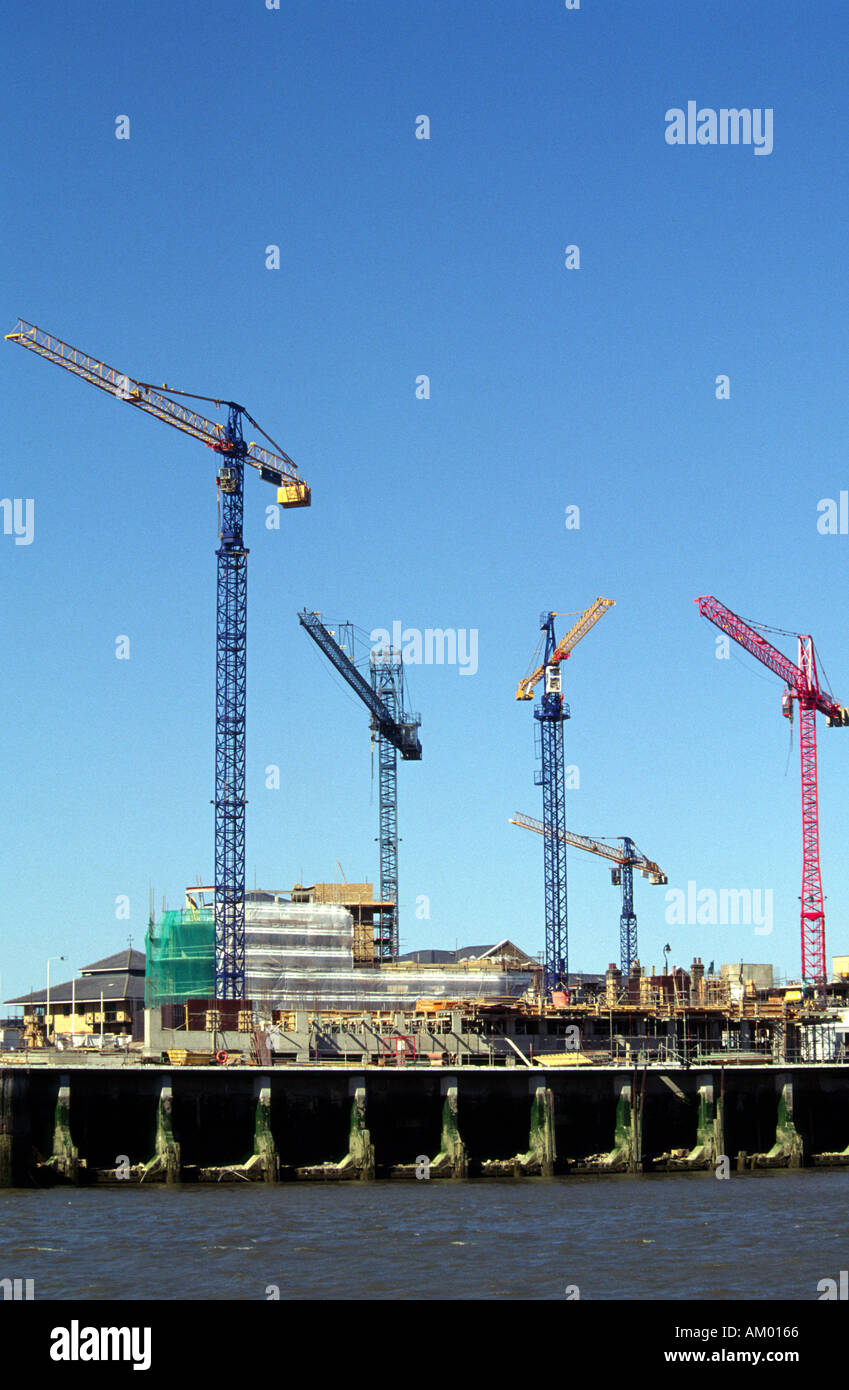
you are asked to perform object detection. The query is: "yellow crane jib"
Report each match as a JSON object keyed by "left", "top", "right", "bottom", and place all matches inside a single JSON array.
[
  {"left": 509, "top": 813, "right": 667, "bottom": 884},
  {"left": 5, "top": 318, "right": 310, "bottom": 507},
  {"left": 515, "top": 597, "right": 615, "bottom": 700}
]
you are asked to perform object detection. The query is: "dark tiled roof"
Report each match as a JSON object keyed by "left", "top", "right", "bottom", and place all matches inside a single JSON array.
[
  {"left": 6, "top": 971, "right": 144, "bottom": 1007},
  {"left": 82, "top": 949, "right": 145, "bottom": 975}
]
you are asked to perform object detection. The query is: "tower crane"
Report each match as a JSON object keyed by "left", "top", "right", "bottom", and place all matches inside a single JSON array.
[
  {"left": 515, "top": 598, "right": 614, "bottom": 992},
  {"left": 695, "top": 595, "right": 848, "bottom": 986},
  {"left": 7, "top": 319, "right": 310, "bottom": 999},
  {"left": 510, "top": 812, "right": 667, "bottom": 975},
  {"left": 298, "top": 611, "right": 421, "bottom": 958}
]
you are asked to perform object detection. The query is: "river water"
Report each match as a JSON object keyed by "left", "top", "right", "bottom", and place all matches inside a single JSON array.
[{"left": 2, "top": 1169, "right": 848, "bottom": 1301}]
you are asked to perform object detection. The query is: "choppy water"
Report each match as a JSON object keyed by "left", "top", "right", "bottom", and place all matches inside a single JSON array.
[{"left": 2, "top": 1170, "right": 847, "bottom": 1300}]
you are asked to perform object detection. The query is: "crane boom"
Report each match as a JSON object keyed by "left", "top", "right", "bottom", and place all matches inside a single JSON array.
[
  {"left": 516, "top": 597, "right": 614, "bottom": 700},
  {"left": 695, "top": 595, "right": 840, "bottom": 715},
  {"left": 5, "top": 319, "right": 310, "bottom": 506},
  {"left": 298, "top": 612, "right": 422, "bottom": 758},
  {"left": 510, "top": 813, "right": 664, "bottom": 878}
]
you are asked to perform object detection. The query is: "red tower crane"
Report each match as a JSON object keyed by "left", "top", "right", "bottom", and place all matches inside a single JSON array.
[{"left": 695, "top": 596, "right": 849, "bottom": 986}]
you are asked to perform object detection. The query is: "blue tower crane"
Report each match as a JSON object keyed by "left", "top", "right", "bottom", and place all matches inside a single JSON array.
[
  {"left": 6, "top": 320, "right": 311, "bottom": 1000},
  {"left": 510, "top": 814, "right": 667, "bottom": 976},
  {"left": 298, "top": 612, "right": 421, "bottom": 958},
  {"left": 516, "top": 600, "right": 614, "bottom": 993}
]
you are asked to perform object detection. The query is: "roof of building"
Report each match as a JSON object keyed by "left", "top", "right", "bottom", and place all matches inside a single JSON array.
[
  {"left": 398, "top": 940, "right": 538, "bottom": 968},
  {"left": 4, "top": 948, "right": 146, "bottom": 1007},
  {"left": 6, "top": 971, "right": 144, "bottom": 1007},
  {"left": 398, "top": 949, "right": 456, "bottom": 965},
  {"left": 83, "top": 949, "right": 145, "bottom": 975}
]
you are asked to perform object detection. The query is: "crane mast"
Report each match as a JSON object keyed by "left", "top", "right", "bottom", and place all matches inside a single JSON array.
[
  {"left": 616, "top": 835, "right": 639, "bottom": 979},
  {"left": 536, "top": 612, "right": 570, "bottom": 993},
  {"left": 695, "top": 595, "right": 848, "bottom": 987},
  {"left": 214, "top": 406, "right": 248, "bottom": 999},
  {"left": 7, "top": 320, "right": 311, "bottom": 1000},
  {"left": 373, "top": 657, "right": 401, "bottom": 959}
]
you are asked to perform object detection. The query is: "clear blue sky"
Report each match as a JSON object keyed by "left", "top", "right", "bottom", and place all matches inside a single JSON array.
[{"left": 3, "top": 0, "right": 849, "bottom": 1001}]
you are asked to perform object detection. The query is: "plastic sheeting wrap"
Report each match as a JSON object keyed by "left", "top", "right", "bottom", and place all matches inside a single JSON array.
[
  {"left": 262, "top": 968, "right": 533, "bottom": 1013},
  {"left": 245, "top": 903, "right": 354, "bottom": 1002},
  {"left": 147, "top": 901, "right": 533, "bottom": 1011}
]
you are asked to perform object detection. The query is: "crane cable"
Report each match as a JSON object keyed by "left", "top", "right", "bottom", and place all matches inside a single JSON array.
[{"left": 134, "top": 385, "right": 300, "bottom": 471}]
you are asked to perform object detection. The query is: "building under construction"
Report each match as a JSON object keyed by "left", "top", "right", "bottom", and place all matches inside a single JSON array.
[
  {"left": 146, "top": 884, "right": 538, "bottom": 1017},
  {"left": 142, "top": 883, "right": 849, "bottom": 1069}
]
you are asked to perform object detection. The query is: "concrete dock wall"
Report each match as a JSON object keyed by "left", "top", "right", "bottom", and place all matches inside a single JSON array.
[{"left": 4, "top": 1063, "right": 849, "bottom": 1185}]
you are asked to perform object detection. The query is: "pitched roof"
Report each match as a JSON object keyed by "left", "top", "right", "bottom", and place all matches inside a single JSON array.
[
  {"left": 458, "top": 940, "right": 539, "bottom": 965},
  {"left": 82, "top": 948, "right": 145, "bottom": 975},
  {"left": 5, "top": 971, "right": 145, "bottom": 1007}
]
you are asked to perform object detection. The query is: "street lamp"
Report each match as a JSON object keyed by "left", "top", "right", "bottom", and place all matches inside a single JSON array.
[
  {"left": 70, "top": 969, "right": 84, "bottom": 1046},
  {"left": 45, "top": 956, "right": 65, "bottom": 1045}
]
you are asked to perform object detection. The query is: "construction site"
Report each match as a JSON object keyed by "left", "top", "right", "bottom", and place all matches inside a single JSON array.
[{"left": 4, "top": 319, "right": 849, "bottom": 1186}]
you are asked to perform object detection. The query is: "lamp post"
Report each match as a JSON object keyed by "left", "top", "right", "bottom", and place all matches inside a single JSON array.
[
  {"left": 45, "top": 956, "right": 65, "bottom": 1045},
  {"left": 70, "top": 970, "right": 83, "bottom": 1046}
]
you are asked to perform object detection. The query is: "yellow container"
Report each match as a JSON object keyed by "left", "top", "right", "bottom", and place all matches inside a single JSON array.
[{"left": 277, "top": 482, "right": 311, "bottom": 509}]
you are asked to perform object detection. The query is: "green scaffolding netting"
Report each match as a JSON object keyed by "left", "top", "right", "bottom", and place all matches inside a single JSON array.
[{"left": 146, "top": 909, "right": 214, "bottom": 1005}]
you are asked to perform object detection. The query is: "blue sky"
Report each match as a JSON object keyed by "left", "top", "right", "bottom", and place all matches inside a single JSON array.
[{"left": 3, "top": 0, "right": 849, "bottom": 1000}]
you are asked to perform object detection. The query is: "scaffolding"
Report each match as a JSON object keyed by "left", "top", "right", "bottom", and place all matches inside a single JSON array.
[{"left": 146, "top": 909, "right": 215, "bottom": 1006}]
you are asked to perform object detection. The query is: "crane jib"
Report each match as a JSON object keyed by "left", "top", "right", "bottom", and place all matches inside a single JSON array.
[{"left": 6, "top": 318, "right": 309, "bottom": 496}]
